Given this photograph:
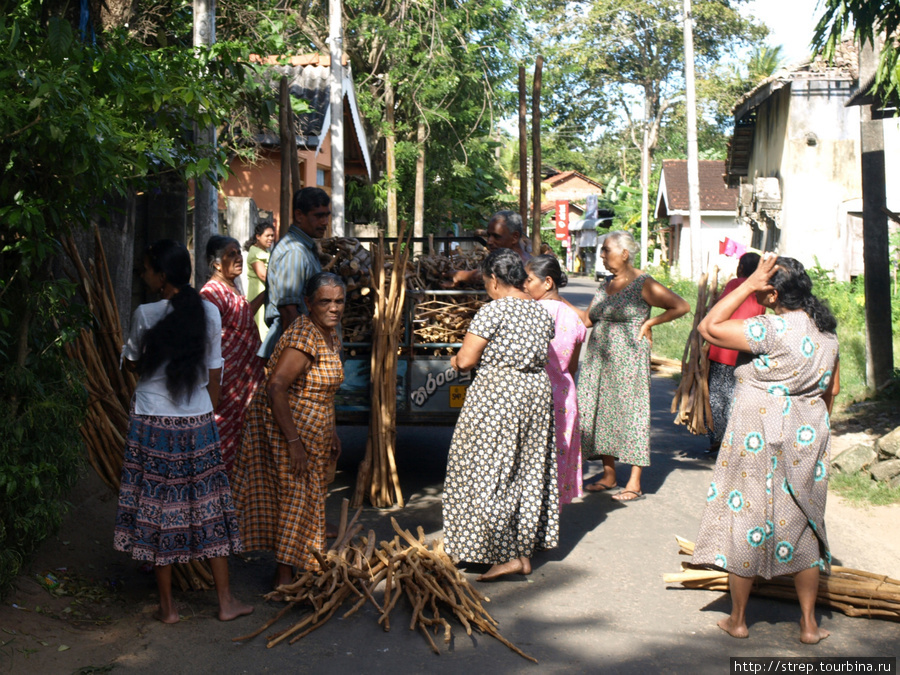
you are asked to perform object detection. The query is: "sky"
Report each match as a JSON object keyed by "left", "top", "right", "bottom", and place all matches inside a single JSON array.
[{"left": 744, "top": 0, "right": 824, "bottom": 66}]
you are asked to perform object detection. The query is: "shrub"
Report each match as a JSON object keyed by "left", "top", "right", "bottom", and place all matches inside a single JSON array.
[{"left": 0, "top": 354, "right": 85, "bottom": 597}]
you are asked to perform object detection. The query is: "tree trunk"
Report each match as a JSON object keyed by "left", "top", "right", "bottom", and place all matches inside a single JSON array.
[
  {"left": 278, "top": 76, "right": 292, "bottom": 238},
  {"left": 531, "top": 56, "right": 543, "bottom": 254},
  {"left": 413, "top": 120, "right": 426, "bottom": 253},
  {"left": 385, "top": 74, "right": 398, "bottom": 238},
  {"left": 518, "top": 66, "right": 528, "bottom": 225}
]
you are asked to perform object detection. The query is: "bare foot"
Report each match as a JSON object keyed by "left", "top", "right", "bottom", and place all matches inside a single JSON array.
[
  {"left": 477, "top": 559, "right": 527, "bottom": 581},
  {"left": 153, "top": 606, "right": 180, "bottom": 624},
  {"left": 800, "top": 624, "right": 830, "bottom": 644},
  {"left": 717, "top": 617, "right": 749, "bottom": 639},
  {"left": 519, "top": 557, "right": 532, "bottom": 575},
  {"left": 218, "top": 597, "right": 254, "bottom": 622}
]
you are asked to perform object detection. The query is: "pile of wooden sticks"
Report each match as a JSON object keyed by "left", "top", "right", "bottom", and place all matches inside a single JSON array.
[
  {"left": 665, "top": 537, "right": 900, "bottom": 621},
  {"left": 234, "top": 501, "right": 536, "bottom": 661},
  {"left": 671, "top": 266, "right": 722, "bottom": 435},
  {"left": 412, "top": 295, "right": 488, "bottom": 346}
]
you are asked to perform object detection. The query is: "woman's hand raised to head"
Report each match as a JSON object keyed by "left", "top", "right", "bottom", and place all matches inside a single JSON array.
[{"left": 744, "top": 253, "right": 779, "bottom": 294}]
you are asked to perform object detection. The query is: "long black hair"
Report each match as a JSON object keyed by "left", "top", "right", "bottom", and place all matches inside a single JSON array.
[
  {"left": 138, "top": 240, "right": 208, "bottom": 400},
  {"left": 243, "top": 221, "right": 275, "bottom": 251},
  {"left": 771, "top": 257, "right": 837, "bottom": 334},
  {"left": 526, "top": 254, "right": 568, "bottom": 289},
  {"left": 481, "top": 248, "right": 526, "bottom": 290}
]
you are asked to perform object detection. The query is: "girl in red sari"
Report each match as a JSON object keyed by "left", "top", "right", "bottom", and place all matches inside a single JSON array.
[{"left": 200, "top": 235, "right": 265, "bottom": 472}]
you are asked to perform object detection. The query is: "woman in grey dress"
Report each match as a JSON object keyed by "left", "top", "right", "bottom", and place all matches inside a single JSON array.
[
  {"left": 692, "top": 254, "right": 839, "bottom": 644},
  {"left": 444, "top": 248, "right": 558, "bottom": 581}
]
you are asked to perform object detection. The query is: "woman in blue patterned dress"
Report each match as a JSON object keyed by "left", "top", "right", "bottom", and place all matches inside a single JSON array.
[
  {"left": 114, "top": 240, "right": 252, "bottom": 624},
  {"left": 443, "top": 248, "right": 558, "bottom": 581},
  {"left": 692, "top": 254, "right": 839, "bottom": 644}
]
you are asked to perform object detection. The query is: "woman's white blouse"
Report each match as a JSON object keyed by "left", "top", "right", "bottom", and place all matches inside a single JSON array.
[{"left": 122, "top": 299, "right": 224, "bottom": 416}]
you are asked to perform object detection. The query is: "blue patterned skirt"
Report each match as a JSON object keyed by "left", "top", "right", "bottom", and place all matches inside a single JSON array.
[{"left": 113, "top": 412, "right": 244, "bottom": 565}]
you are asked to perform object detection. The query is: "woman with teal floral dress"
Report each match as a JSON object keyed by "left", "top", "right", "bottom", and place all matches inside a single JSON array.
[{"left": 692, "top": 254, "right": 839, "bottom": 645}]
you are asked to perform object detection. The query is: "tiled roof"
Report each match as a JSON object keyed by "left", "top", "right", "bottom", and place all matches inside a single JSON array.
[
  {"left": 543, "top": 170, "right": 604, "bottom": 190},
  {"left": 658, "top": 160, "right": 736, "bottom": 213}
]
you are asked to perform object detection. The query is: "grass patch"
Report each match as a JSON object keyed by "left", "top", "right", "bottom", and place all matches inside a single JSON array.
[
  {"left": 829, "top": 471, "right": 900, "bottom": 506},
  {"left": 645, "top": 266, "right": 900, "bottom": 410}
]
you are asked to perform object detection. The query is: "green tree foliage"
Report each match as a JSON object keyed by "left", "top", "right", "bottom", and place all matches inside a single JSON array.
[
  {"left": 0, "top": 3, "right": 259, "bottom": 596},
  {"left": 813, "top": 0, "right": 900, "bottom": 104},
  {"left": 208, "top": 0, "right": 521, "bottom": 230}
]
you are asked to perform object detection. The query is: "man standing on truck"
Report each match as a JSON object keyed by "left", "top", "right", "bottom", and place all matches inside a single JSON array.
[
  {"left": 448, "top": 210, "right": 531, "bottom": 286},
  {"left": 258, "top": 187, "right": 331, "bottom": 359}
]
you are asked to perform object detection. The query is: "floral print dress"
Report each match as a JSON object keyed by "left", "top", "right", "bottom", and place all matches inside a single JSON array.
[
  {"left": 538, "top": 299, "right": 587, "bottom": 506},
  {"left": 577, "top": 274, "right": 652, "bottom": 466},
  {"left": 442, "top": 297, "right": 559, "bottom": 564},
  {"left": 691, "top": 312, "right": 839, "bottom": 579}
]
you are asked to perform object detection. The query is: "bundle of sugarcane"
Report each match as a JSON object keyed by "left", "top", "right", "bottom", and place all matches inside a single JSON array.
[
  {"left": 670, "top": 266, "right": 721, "bottom": 435},
  {"left": 412, "top": 295, "right": 489, "bottom": 346},
  {"left": 62, "top": 229, "right": 212, "bottom": 592},
  {"left": 665, "top": 537, "right": 900, "bottom": 621},
  {"left": 234, "top": 502, "right": 536, "bottom": 661},
  {"left": 352, "top": 226, "right": 412, "bottom": 508}
]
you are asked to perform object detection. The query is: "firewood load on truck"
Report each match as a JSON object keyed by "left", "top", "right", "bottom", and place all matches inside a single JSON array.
[{"left": 318, "top": 236, "right": 488, "bottom": 426}]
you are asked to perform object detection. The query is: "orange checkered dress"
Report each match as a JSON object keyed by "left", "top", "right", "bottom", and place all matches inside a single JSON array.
[{"left": 232, "top": 315, "right": 343, "bottom": 569}]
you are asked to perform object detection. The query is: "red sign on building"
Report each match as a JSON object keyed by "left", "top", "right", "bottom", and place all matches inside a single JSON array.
[{"left": 554, "top": 200, "right": 569, "bottom": 241}]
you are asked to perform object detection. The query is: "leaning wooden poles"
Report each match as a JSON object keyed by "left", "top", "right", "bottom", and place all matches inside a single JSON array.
[
  {"left": 352, "top": 225, "right": 412, "bottom": 508},
  {"left": 671, "top": 265, "right": 720, "bottom": 435}
]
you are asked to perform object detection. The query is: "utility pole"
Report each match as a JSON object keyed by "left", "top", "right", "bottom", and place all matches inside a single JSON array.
[
  {"left": 329, "top": 0, "right": 345, "bottom": 236},
  {"left": 683, "top": 0, "right": 702, "bottom": 278},
  {"left": 192, "top": 0, "right": 217, "bottom": 287},
  {"left": 858, "top": 37, "right": 894, "bottom": 390}
]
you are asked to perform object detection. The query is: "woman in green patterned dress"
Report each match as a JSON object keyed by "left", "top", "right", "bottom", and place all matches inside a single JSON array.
[{"left": 574, "top": 231, "right": 689, "bottom": 501}]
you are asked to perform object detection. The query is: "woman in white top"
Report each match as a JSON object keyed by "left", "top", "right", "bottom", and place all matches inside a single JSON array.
[{"left": 113, "top": 240, "right": 252, "bottom": 624}]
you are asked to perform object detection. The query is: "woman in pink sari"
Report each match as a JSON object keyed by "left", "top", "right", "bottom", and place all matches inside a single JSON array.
[
  {"left": 524, "top": 255, "right": 587, "bottom": 507},
  {"left": 200, "top": 235, "right": 265, "bottom": 472}
]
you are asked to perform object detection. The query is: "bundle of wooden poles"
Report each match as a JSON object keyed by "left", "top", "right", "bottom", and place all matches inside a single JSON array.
[
  {"left": 234, "top": 501, "right": 536, "bottom": 662},
  {"left": 671, "top": 266, "right": 722, "bottom": 435},
  {"left": 351, "top": 226, "right": 413, "bottom": 508},
  {"left": 665, "top": 537, "right": 900, "bottom": 621},
  {"left": 61, "top": 229, "right": 213, "bottom": 592}
]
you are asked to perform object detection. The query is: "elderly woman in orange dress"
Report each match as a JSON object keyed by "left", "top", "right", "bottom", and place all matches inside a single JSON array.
[
  {"left": 199, "top": 235, "right": 265, "bottom": 473},
  {"left": 232, "top": 273, "right": 345, "bottom": 591}
]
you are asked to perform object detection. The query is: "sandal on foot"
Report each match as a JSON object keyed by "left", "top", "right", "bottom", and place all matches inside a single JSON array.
[
  {"left": 612, "top": 490, "right": 645, "bottom": 502},
  {"left": 585, "top": 481, "right": 619, "bottom": 492}
]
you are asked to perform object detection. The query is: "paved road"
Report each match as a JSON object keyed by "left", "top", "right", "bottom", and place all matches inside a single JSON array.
[{"left": 9, "top": 274, "right": 897, "bottom": 673}]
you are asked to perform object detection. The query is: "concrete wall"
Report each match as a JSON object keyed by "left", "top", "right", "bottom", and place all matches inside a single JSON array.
[
  {"left": 219, "top": 136, "right": 333, "bottom": 233},
  {"left": 747, "top": 80, "right": 862, "bottom": 279}
]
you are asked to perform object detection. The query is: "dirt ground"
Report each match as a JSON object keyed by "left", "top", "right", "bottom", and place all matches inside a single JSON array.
[{"left": 1, "top": 367, "right": 898, "bottom": 674}]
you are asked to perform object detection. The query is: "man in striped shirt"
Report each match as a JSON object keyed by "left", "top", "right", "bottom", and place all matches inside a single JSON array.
[{"left": 258, "top": 187, "right": 331, "bottom": 358}]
